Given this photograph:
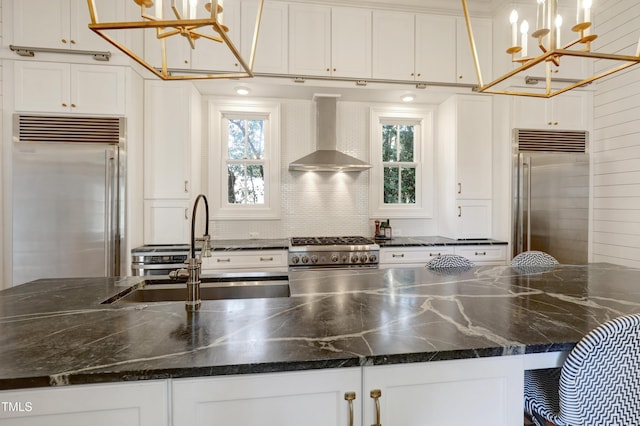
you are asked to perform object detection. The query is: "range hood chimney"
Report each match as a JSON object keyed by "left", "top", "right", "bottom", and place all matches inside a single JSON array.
[{"left": 288, "top": 95, "right": 372, "bottom": 172}]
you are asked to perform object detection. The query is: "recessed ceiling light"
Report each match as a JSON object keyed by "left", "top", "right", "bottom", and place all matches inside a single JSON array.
[
  {"left": 235, "top": 86, "right": 250, "bottom": 96},
  {"left": 401, "top": 94, "right": 415, "bottom": 102}
]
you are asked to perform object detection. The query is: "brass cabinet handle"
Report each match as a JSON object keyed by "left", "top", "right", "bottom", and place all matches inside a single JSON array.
[
  {"left": 184, "top": 180, "right": 189, "bottom": 193},
  {"left": 370, "top": 389, "right": 382, "bottom": 426},
  {"left": 391, "top": 253, "right": 405, "bottom": 258},
  {"left": 344, "top": 392, "right": 356, "bottom": 426},
  {"left": 475, "top": 251, "right": 487, "bottom": 256},
  {"left": 184, "top": 208, "right": 189, "bottom": 220},
  {"left": 259, "top": 257, "right": 274, "bottom": 262},
  {"left": 458, "top": 206, "right": 462, "bottom": 217},
  {"left": 458, "top": 182, "right": 462, "bottom": 194},
  {"left": 216, "top": 258, "right": 231, "bottom": 263},
  {"left": 429, "top": 252, "right": 442, "bottom": 257}
]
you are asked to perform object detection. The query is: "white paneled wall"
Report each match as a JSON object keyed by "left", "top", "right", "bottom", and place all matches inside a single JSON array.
[
  {"left": 592, "top": 0, "right": 640, "bottom": 266},
  {"left": 209, "top": 99, "right": 437, "bottom": 239}
]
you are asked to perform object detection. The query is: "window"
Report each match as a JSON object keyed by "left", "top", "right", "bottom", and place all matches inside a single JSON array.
[
  {"left": 369, "top": 107, "right": 434, "bottom": 219},
  {"left": 209, "top": 101, "right": 280, "bottom": 220}
]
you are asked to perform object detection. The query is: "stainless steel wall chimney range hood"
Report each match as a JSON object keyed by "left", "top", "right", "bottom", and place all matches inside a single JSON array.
[{"left": 288, "top": 95, "right": 372, "bottom": 172}]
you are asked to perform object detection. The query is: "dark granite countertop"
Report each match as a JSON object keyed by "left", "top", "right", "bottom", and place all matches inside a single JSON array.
[
  {"left": 1, "top": 263, "right": 638, "bottom": 391},
  {"left": 375, "top": 236, "right": 508, "bottom": 247}
]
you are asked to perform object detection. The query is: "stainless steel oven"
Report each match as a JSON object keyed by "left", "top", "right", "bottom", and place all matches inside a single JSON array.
[
  {"left": 131, "top": 245, "right": 189, "bottom": 276},
  {"left": 288, "top": 236, "right": 379, "bottom": 271}
]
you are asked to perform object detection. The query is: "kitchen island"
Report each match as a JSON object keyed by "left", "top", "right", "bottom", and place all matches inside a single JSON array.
[{"left": 2, "top": 263, "right": 640, "bottom": 425}]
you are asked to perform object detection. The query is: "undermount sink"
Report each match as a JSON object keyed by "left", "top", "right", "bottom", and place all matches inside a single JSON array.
[{"left": 103, "top": 274, "right": 290, "bottom": 304}]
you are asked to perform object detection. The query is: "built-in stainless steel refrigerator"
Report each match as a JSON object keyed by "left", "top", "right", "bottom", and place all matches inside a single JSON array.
[
  {"left": 513, "top": 129, "right": 589, "bottom": 264},
  {"left": 12, "top": 115, "right": 125, "bottom": 285}
]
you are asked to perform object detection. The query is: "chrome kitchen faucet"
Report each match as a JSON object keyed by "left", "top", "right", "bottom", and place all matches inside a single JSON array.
[{"left": 169, "top": 194, "right": 212, "bottom": 311}]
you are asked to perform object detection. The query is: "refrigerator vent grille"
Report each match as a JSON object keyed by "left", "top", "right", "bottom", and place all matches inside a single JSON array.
[
  {"left": 16, "top": 115, "right": 123, "bottom": 144},
  {"left": 516, "top": 129, "right": 587, "bottom": 153}
]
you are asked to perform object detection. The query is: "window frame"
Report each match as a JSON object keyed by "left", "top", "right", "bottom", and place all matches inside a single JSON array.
[
  {"left": 208, "top": 100, "right": 281, "bottom": 220},
  {"left": 369, "top": 106, "right": 435, "bottom": 219}
]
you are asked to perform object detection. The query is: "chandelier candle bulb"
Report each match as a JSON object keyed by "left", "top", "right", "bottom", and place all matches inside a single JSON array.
[
  {"left": 536, "top": 0, "right": 546, "bottom": 32},
  {"left": 510, "top": 10, "right": 519, "bottom": 47},
  {"left": 521, "top": 20, "right": 529, "bottom": 57},
  {"left": 555, "top": 15, "right": 563, "bottom": 48},
  {"left": 583, "top": 0, "right": 592, "bottom": 35}
]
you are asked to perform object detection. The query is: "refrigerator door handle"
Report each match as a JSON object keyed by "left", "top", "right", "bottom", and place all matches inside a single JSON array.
[
  {"left": 523, "top": 156, "right": 532, "bottom": 252},
  {"left": 104, "top": 148, "right": 116, "bottom": 276}
]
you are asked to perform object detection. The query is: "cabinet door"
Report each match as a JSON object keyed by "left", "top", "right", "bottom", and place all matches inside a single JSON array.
[
  {"left": 289, "top": 4, "right": 331, "bottom": 76},
  {"left": 456, "top": 17, "right": 492, "bottom": 84},
  {"left": 0, "top": 381, "right": 168, "bottom": 426},
  {"left": 456, "top": 95, "right": 492, "bottom": 199},
  {"left": 363, "top": 357, "right": 523, "bottom": 426},
  {"left": 144, "top": 199, "right": 190, "bottom": 244},
  {"left": 191, "top": 0, "right": 242, "bottom": 72},
  {"left": 173, "top": 368, "right": 362, "bottom": 426},
  {"left": 513, "top": 91, "right": 587, "bottom": 130},
  {"left": 332, "top": 7, "right": 372, "bottom": 78},
  {"left": 415, "top": 14, "right": 456, "bottom": 83},
  {"left": 241, "top": 1, "right": 288, "bottom": 74},
  {"left": 12, "top": 0, "right": 70, "bottom": 49},
  {"left": 144, "top": 81, "right": 192, "bottom": 199},
  {"left": 372, "top": 10, "right": 415, "bottom": 81},
  {"left": 71, "top": 65, "right": 126, "bottom": 115},
  {"left": 14, "top": 61, "right": 70, "bottom": 113},
  {"left": 456, "top": 200, "right": 492, "bottom": 239},
  {"left": 70, "top": 0, "right": 119, "bottom": 51}
]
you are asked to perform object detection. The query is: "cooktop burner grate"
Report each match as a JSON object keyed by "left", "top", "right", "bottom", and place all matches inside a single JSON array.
[{"left": 290, "top": 236, "right": 376, "bottom": 246}]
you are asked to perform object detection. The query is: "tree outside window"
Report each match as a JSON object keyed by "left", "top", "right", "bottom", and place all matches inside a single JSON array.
[
  {"left": 382, "top": 124, "right": 417, "bottom": 205},
  {"left": 226, "top": 118, "right": 266, "bottom": 205}
]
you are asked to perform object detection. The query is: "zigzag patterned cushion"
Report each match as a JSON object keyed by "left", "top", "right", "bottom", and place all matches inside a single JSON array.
[
  {"left": 426, "top": 254, "right": 474, "bottom": 269},
  {"left": 511, "top": 250, "right": 559, "bottom": 267},
  {"left": 524, "top": 313, "right": 640, "bottom": 426}
]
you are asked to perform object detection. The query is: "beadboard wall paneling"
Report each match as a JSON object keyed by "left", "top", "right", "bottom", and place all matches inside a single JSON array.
[{"left": 592, "top": 0, "right": 640, "bottom": 266}]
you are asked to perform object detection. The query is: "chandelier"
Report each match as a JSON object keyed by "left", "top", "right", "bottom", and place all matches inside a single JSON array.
[
  {"left": 461, "top": 0, "right": 640, "bottom": 97},
  {"left": 87, "top": 0, "right": 264, "bottom": 80}
]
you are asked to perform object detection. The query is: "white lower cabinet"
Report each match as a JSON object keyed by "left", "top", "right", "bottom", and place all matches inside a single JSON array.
[
  {"left": 379, "top": 246, "right": 454, "bottom": 268},
  {"left": 454, "top": 245, "right": 507, "bottom": 265},
  {"left": 201, "top": 250, "right": 289, "bottom": 273},
  {"left": 143, "top": 199, "right": 190, "bottom": 245},
  {"left": 0, "top": 380, "right": 168, "bottom": 426},
  {"left": 172, "top": 368, "right": 362, "bottom": 426},
  {"left": 363, "top": 356, "right": 524, "bottom": 426}
]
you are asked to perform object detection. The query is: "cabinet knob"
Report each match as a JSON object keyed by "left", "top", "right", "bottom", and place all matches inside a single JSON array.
[
  {"left": 417, "top": 73, "right": 421, "bottom": 77},
  {"left": 410, "top": 72, "right": 414, "bottom": 77},
  {"left": 326, "top": 68, "right": 330, "bottom": 72},
  {"left": 62, "top": 103, "right": 68, "bottom": 107},
  {"left": 459, "top": 75, "right": 464, "bottom": 79},
  {"left": 70, "top": 40, "right": 76, "bottom": 45},
  {"left": 71, "top": 103, "right": 76, "bottom": 108},
  {"left": 61, "top": 39, "right": 67, "bottom": 44}
]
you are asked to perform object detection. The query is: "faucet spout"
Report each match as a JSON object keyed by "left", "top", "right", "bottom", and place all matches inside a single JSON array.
[{"left": 185, "top": 194, "right": 212, "bottom": 312}]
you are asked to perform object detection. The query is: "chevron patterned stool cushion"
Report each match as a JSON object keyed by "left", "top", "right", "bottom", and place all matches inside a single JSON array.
[
  {"left": 524, "top": 313, "right": 640, "bottom": 426},
  {"left": 426, "top": 254, "right": 474, "bottom": 270},
  {"left": 512, "top": 250, "right": 559, "bottom": 267}
]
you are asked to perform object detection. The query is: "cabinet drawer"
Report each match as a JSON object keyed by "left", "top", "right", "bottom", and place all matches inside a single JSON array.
[
  {"left": 380, "top": 247, "right": 454, "bottom": 265},
  {"left": 454, "top": 245, "right": 507, "bottom": 264},
  {"left": 202, "top": 250, "right": 288, "bottom": 272}
]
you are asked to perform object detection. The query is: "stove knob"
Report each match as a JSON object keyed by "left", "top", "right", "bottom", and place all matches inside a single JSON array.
[
  {"left": 360, "top": 254, "right": 369, "bottom": 263},
  {"left": 291, "top": 256, "right": 300, "bottom": 264},
  {"left": 369, "top": 254, "right": 377, "bottom": 262},
  {"left": 311, "top": 255, "right": 319, "bottom": 264},
  {"left": 351, "top": 254, "right": 359, "bottom": 263},
  {"left": 301, "top": 255, "right": 310, "bottom": 264},
  {"left": 342, "top": 255, "right": 348, "bottom": 263},
  {"left": 331, "top": 254, "right": 339, "bottom": 263}
]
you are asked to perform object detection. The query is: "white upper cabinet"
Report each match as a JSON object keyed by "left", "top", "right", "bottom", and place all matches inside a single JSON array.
[
  {"left": 415, "top": 15, "right": 456, "bottom": 83},
  {"left": 288, "top": 4, "right": 372, "bottom": 78},
  {"left": 144, "top": 0, "right": 241, "bottom": 72},
  {"left": 513, "top": 90, "right": 590, "bottom": 130},
  {"left": 456, "top": 16, "right": 492, "bottom": 84},
  {"left": 331, "top": 7, "right": 372, "bottom": 78},
  {"left": 372, "top": 10, "right": 415, "bottom": 81},
  {"left": 288, "top": 4, "right": 331, "bottom": 76},
  {"left": 11, "top": 0, "right": 119, "bottom": 52},
  {"left": 14, "top": 61, "right": 126, "bottom": 115},
  {"left": 241, "top": 1, "right": 288, "bottom": 74}
]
